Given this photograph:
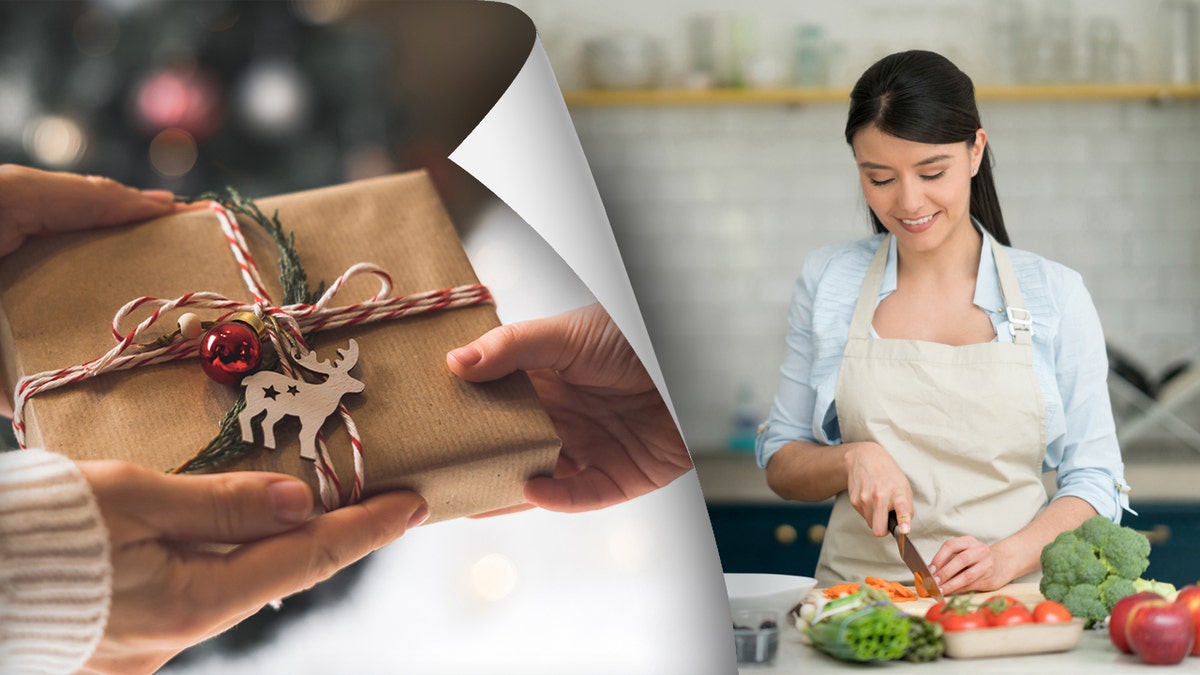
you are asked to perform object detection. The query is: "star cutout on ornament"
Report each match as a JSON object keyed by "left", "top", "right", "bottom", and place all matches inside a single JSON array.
[
  {"left": 287, "top": 384, "right": 299, "bottom": 396},
  {"left": 263, "top": 385, "right": 280, "bottom": 400}
]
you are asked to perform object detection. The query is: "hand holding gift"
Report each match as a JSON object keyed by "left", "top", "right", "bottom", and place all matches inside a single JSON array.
[
  {"left": 0, "top": 164, "right": 177, "bottom": 262},
  {"left": 447, "top": 303, "right": 693, "bottom": 513},
  {"left": 0, "top": 166, "right": 428, "bottom": 675},
  {"left": 77, "top": 461, "right": 427, "bottom": 675}
]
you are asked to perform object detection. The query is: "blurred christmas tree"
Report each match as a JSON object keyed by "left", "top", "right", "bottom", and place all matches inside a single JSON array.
[{"left": 0, "top": 0, "right": 407, "bottom": 196}]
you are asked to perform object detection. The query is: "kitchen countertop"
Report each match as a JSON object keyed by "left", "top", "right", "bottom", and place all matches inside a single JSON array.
[
  {"left": 755, "top": 626, "right": 1146, "bottom": 674},
  {"left": 694, "top": 452, "right": 1200, "bottom": 504}
]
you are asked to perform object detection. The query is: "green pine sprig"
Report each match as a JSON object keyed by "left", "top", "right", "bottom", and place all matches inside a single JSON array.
[{"left": 170, "top": 189, "right": 320, "bottom": 474}]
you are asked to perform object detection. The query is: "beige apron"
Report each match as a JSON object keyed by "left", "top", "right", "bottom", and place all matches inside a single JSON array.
[{"left": 814, "top": 232, "right": 1048, "bottom": 586}]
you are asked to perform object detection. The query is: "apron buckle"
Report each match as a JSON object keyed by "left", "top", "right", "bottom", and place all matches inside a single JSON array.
[{"left": 1006, "top": 307, "right": 1033, "bottom": 337}]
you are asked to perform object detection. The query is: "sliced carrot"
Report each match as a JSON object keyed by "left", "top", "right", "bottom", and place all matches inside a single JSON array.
[
  {"left": 822, "top": 578, "right": 920, "bottom": 602},
  {"left": 822, "top": 583, "right": 860, "bottom": 599},
  {"left": 864, "top": 576, "right": 918, "bottom": 602}
]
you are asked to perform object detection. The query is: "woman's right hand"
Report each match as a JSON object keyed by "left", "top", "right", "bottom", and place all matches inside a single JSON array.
[{"left": 842, "top": 442, "right": 914, "bottom": 536}]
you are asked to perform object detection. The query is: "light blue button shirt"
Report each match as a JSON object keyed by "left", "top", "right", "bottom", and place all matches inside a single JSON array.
[{"left": 756, "top": 231, "right": 1132, "bottom": 522}]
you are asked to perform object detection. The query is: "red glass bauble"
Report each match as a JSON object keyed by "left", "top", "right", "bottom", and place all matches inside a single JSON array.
[{"left": 199, "top": 320, "right": 262, "bottom": 385}]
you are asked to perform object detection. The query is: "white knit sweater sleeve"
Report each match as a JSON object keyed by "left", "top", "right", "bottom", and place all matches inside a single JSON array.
[{"left": 0, "top": 449, "right": 112, "bottom": 675}]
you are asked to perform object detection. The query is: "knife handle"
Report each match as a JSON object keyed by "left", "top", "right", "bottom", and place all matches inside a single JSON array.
[{"left": 887, "top": 510, "right": 899, "bottom": 536}]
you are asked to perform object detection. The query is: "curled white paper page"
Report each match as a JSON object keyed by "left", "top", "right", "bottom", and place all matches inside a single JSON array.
[{"left": 449, "top": 37, "right": 679, "bottom": 428}]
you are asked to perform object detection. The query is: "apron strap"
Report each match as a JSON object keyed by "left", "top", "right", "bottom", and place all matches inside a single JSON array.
[
  {"left": 847, "top": 235, "right": 891, "bottom": 340},
  {"left": 988, "top": 234, "right": 1033, "bottom": 346},
  {"left": 847, "top": 231, "right": 1033, "bottom": 345}
]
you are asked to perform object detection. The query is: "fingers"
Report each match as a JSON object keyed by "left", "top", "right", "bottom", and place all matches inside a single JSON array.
[
  {"left": 523, "top": 471, "right": 633, "bottom": 513},
  {"left": 446, "top": 311, "right": 582, "bottom": 383},
  {"left": 892, "top": 497, "right": 914, "bottom": 536},
  {"left": 0, "top": 166, "right": 175, "bottom": 252},
  {"left": 208, "top": 490, "right": 427, "bottom": 610},
  {"left": 81, "top": 461, "right": 316, "bottom": 544},
  {"left": 929, "top": 536, "right": 990, "bottom": 594}
]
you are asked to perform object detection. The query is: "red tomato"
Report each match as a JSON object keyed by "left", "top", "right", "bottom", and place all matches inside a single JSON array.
[
  {"left": 1032, "top": 600, "right": 1072, "bottom": 624},
  {"left": 925, "top": 601, "right": 948, "bottom": 624},
  {"left": 979, "top": 595, "right": 1021, "bottom": 623},
  {"left": 990, "top": 604, "right": 1034, "bottom": 627},
  {"left": 941, "top": 610, "right": 988, "bottom": 632}
]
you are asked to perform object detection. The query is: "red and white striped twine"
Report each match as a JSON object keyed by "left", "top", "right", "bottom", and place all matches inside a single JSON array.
[{"left": 13, "top": 202, "right": 493, "bottom": 511}]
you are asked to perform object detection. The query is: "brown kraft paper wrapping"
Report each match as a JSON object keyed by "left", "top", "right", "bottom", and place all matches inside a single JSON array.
[{"left": 0, "top": 171, "right": 561, "bottom": 522}]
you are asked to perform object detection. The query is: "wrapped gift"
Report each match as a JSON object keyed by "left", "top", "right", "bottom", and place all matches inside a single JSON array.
[{"left": 0, "top": 172, "right": 561, "bottom": 522}]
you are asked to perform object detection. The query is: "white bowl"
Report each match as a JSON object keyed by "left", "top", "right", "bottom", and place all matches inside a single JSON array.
[{"left": 724, "top": 573, "right": 817, "bottom": 618}]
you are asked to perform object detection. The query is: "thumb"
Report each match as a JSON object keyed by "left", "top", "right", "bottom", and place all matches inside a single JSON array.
[
  {"left": 83, "top": 462, "right": 315, "bottom": 544},
  {"left": 446, "top": 312, "right": 581, "bottom": 383}
]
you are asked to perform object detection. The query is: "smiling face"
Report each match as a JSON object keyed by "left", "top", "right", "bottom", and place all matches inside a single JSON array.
[{"left": 851, "top": 124, "right": 986, "bottom": 255}]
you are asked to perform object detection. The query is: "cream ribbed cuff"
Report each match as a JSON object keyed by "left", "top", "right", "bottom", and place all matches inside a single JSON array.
[{"left": 0, "top": 449, "right": 112, "bottom": 675}]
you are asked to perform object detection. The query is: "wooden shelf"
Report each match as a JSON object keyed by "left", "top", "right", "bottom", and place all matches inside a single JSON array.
[{"left": 563, "top": 83, "right": 1200, "bottom": 107}]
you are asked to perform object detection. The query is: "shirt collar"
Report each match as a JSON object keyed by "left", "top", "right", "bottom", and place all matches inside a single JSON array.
[{"left": 877, "top": 221, "right": 1005, "bottom": 315}]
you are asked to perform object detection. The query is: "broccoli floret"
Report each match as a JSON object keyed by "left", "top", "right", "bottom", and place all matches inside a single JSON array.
[
  {"left": 1076, "top": 515, "right": 1118, "bottom": 547},
  {"left": 1100, "top": 527, "right": 1151, "bottom": 579},
  {"left": 1040, "top": 531, "right": 1106, "bottom": 586},
  {"left": 1098, "top": 576, "right": 1137, "bottom": 611},
  {"left": 1061, "top": 584, "right": 1107, "bottom": 627},
  {"left": 1041, "top": 582, "right": 1069, "bottom": 602}
]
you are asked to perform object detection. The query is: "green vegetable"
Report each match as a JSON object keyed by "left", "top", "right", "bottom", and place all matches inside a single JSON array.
[
  {"left": 1060, "top": 584, "right": 1107, "bottom": 623},
  {"left": 902, "top": 616, "right": 944, "bottom": 663},
  {"left": 1133, "top": 578, "right": 1178, "bottom": 600},
  {"left": 1039, "top": 516, "right": 1152, "bottom": 627},
  {"left": 1099, "top": 577, "right": 1138, "bottom": 608},
  {"left": 805, "top": 588, "right": 911, "bottom": 662}
]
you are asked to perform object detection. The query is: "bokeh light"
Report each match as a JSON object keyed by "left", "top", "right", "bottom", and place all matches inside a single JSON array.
[
  {"left": 148, "top": 127, "right": 197, "bottom": 177},
  {"left": 22, "top": 115, "right": 87, "bottom": 168},
  {"left": 134, "top": 65, "right": 222, "bottom": 139},
  {"left": 289, "top": 0, "right": 353, "bottom": 25},
  {"left": 606, "top": 521, "right": 653, "bottom": 570},
  {"left": 468, "top": 553, "right": 518, "bottom": 602},
  {"left": 0, "top": 71, "right": 36, "bottom": 145},
  {"left": 234, "top": 61, "right": 312, "bottom": 139}
]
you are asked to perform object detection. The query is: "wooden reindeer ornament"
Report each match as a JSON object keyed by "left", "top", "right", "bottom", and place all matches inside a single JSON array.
[{"left": 239, "top": 339, "right": 364, "bottom": 461}]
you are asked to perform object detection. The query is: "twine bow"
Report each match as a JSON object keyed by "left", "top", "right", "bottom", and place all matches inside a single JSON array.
[{"left": 13, "top": 202, "right": 493, "bottom": 510}]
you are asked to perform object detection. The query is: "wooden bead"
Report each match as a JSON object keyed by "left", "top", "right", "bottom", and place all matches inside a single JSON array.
[{"left": 178, "top": 312, "right": 203, "bottom": 340}]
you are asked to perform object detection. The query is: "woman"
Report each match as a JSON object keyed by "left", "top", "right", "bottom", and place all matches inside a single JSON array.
[{"left": 756, "top": 51, "right": 1130, "bottom": 595}]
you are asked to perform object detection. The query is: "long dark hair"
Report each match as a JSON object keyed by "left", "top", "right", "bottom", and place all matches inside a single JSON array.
[{"left": 844, "top": 50, "right": 1009, "bottom": 246}]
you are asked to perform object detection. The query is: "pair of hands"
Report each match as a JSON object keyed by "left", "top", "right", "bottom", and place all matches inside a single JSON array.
[
  {"left": 844, "top": 442, "right": 1012, "bottom": 595},
  {"left": 3, "top": 166, "right": 692, "bottom": 673}
]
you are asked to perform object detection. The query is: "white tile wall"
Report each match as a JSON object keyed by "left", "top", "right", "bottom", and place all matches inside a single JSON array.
[{"left": 570, "top": 100, "right": 1200, "bottom": 451}]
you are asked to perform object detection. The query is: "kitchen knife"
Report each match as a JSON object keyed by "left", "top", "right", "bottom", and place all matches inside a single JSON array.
[{"left": 887, "top": 511, "right": 944, "bottom": 602}]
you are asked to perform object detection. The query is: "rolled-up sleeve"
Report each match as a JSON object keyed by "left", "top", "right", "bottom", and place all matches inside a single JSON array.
[
  {"left": 756, "top": 257, "right": 824, "bottom": 469},
  {"left": 1046, "top": 274, "right": 1131, "bottom": 522}
]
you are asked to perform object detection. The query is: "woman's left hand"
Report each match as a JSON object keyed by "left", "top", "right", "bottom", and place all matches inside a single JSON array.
[{"left": 928, "top": 536, "right": 1017, "bottom": 595}]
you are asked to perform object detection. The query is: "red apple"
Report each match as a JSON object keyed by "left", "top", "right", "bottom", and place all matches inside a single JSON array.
[
  {"left": 1175, "top": 584, "right": 1200, "bottom": 657},
  {"left": 1110, "top": 592, "right": 1163, "bottom": 654},
  {"left": 1127, "top": 599, "right": 1195, "bottom": 665}
]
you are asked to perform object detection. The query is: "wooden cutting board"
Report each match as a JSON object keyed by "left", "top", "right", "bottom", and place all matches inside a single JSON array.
[{"left": 808, "top": 582, "right": 1046, "bottom": 617}]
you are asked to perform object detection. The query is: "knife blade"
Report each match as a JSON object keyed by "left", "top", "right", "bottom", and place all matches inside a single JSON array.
[{"left": 887, "top": 511, "right": 944, "bottom": 602}]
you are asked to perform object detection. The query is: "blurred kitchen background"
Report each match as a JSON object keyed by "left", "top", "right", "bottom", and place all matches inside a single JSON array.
[{"left": 503, "top": 0, "right": 1200, "bottom": 585}]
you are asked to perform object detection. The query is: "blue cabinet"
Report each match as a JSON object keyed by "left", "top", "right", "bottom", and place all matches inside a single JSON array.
[
  {"left": 707, "top": 503, "right": 832, "bottom": 576},
  {"left": 1123, "top": 503, "right": 1200, "bottom": 587}
]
